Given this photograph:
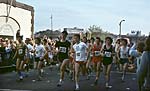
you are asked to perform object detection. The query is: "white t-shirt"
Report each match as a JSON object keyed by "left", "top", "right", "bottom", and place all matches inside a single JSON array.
[
  {"left": 27, "top": 44, "right": 33, "bottom": 58},
  {"left": 35, "top": 44, "right": 45, "bottom": 58},
  {"left": 129, "top": 43, "right": 137, "bottom": 56},
  {"left": 27, "top": 44, "right": 33, "bottom": 52},
  {"left": 47, "top": 45, "right": 53, "bottom": 59},
  {"left": 5, "top": 43, "right": 11, "bottom": 53},
  {"left": 73, "top": 42, "right": 88, "bottom": 62}
]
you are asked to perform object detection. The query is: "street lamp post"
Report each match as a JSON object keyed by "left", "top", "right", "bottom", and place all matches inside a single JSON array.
[{"left": 119, "top": 19, "right": 125, "bottom": 38}]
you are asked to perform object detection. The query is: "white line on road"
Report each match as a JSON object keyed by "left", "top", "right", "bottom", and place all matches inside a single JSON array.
[{"left": 0, "top": 89, "right": 32, "bottom": 91}]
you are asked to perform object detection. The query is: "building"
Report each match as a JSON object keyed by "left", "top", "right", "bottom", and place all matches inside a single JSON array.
[
  {"left": 0, "top": 0, "right": 34, "bottom": 40},
  {"left": 64, "top": 27, "right": 85, "bottom": 40}
]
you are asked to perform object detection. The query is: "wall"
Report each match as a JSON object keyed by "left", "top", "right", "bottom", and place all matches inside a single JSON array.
[{"left": 0, "top": 1, "right": 33, "bottom": 40}]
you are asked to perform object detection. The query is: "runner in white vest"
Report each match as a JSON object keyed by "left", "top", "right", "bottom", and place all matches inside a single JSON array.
[
  {"left": 118, "top": 38, "right": 129, "bottom": 82},
  {"left": 34, "top": 37, "right": 46, "bottom": 81},
  {"left": 71, "top": 34, "right": 88, "bottom": 91}
]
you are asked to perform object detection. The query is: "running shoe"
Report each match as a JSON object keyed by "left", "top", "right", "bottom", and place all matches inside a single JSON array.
[
  {"left": 74, "top": 87, "right": 80, "bottom": 91},
  {"left": 16, "top": 76, "right": 23, "bottom": 82},
  {"left": 19, "top": 76, "right": 23, "bottom": 80},
  {"left": 57, "top": 81, "right": 63, "bottom": 87},
  {"left": 105, "top": 83, "right": 112, "bottom": 89}
]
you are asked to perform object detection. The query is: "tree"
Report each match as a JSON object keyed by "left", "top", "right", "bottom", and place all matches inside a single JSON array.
[
  {"left": 88, "top": 25, "right": 102, "bottom": 33},
  {"left": 87, "top": 25, "right": 104, "bottom": 39},
  {"left": 87, "top": 25, "right": 113, "bottom": 40}
]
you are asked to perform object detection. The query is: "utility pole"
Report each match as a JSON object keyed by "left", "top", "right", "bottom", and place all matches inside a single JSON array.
[{"left": 50, "top": 14, "right": 53, "bottom": 31}]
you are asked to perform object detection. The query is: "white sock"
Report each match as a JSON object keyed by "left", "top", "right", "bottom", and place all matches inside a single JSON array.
[
  {"left": 105, "top": 82, "right": 108, "bottom": 86},
  {"left": 41, "top": 69, "right": 44, "bottom": 73},
  {"left": 59, "top": 79, "right": 62, "bottom": 82},
  {"left": 105, "top": 82, "right": 112, "bottom": 88},
  {"left": 76, "top": 83, "right": 79, "bottom": 89}
]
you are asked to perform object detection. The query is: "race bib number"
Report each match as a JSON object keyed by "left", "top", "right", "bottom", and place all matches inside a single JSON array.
[
  {"left": 59, "top": 47, "right": 66, "bottom": 53},
  {"left": 95, "top": 51, "right": 100, "bottom": 56},
  {"left": 105, "top": 52, "right": 111, "bottom": 57},
  {"left": 76, "top": 52, "right": 81, "bottom": 57},
  {"left": 18, "top": 49, "right": 23, "bottom": 55}
]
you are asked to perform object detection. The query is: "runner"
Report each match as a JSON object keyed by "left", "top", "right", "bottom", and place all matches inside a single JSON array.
[
  {"left": 101, "top": 37, "right": 114, "bottom": 88},
  {"left": 114, "top": 39, "right": 121, "bottom": 71},
  {"left": 43, "top": 38, "right": 51, "bottom": 66},
  {"left": 69, "top": 38, "right": 76, "bottom": 81},
  {"left": 23, "top": 38, "right": 33, "bottom": 77},
  {"left": 34, "top": 37, "right": 46, "bottom": 81},
  {"left": 56, "top": 30, "right": 71, "bottom": 86},
  {"left": 13, "top": 36, "right": 27, "bottom": 81},
  {"left": 85, "top": 38, "right": 95, "bottom": 80},
  {"left": 48, "top": 39, "right": 54, "bottom": 70},
  {"left": 81, "top": 37, "right": 89, "bottom": 79},
  {"left": 91, "top": 37, "right": 103, "bottom": 85},
  {"left": 117, "top": 38, "right": 130, "bottom": 82},
  {"left": 71, "top": 34, "right": 88, "bottom": 91},
  {"left": 86, "top": 37, "right": 95, "bottom": 77}
]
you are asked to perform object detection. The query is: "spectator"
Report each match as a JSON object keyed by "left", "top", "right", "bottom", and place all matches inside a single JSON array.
[
  {"left": 136, "top": 41, "right": 145, "bottom": 72},
  {"left": 5, "top": 39, "right": 11, "bottom": 60},
  {"left": 137, "top": 36, "right": 150, "bottom": 91}
]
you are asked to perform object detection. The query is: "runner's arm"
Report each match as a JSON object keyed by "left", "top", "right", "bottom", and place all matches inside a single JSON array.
[{"left": 12, "top": 48, "right": 17, "bottom": 60}]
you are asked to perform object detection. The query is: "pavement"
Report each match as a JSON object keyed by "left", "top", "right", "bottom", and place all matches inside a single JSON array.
[{"left": 0, "top": 65, "right": 138, "bottom": 91}]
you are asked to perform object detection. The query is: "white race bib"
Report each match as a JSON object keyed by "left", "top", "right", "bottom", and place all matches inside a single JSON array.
[
  {"left": 18, "top": 49, "right": 23, "bottom": 55},
  {"left": 59, "top": 47, "right": 66, "bottom": 53},
  {"left": 105, "top": 52, "right": 111, "bottom": 57},
  {"left": 95, "top": 51, "right": 100, "bottom": 56}
]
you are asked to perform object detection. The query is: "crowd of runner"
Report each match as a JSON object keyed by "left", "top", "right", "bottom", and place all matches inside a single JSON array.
[{"left": 0, "top": 31, "right": 150, "bottom": 91}]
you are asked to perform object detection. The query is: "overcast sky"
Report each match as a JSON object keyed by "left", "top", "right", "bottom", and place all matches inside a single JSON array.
[{"left": 17, "top": 0, "right": 150, "bottom": 35}]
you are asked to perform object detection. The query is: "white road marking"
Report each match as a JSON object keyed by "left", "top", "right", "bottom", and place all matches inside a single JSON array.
[{"left": 0, "top": 89, "right": 32, "bottom": 91}]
